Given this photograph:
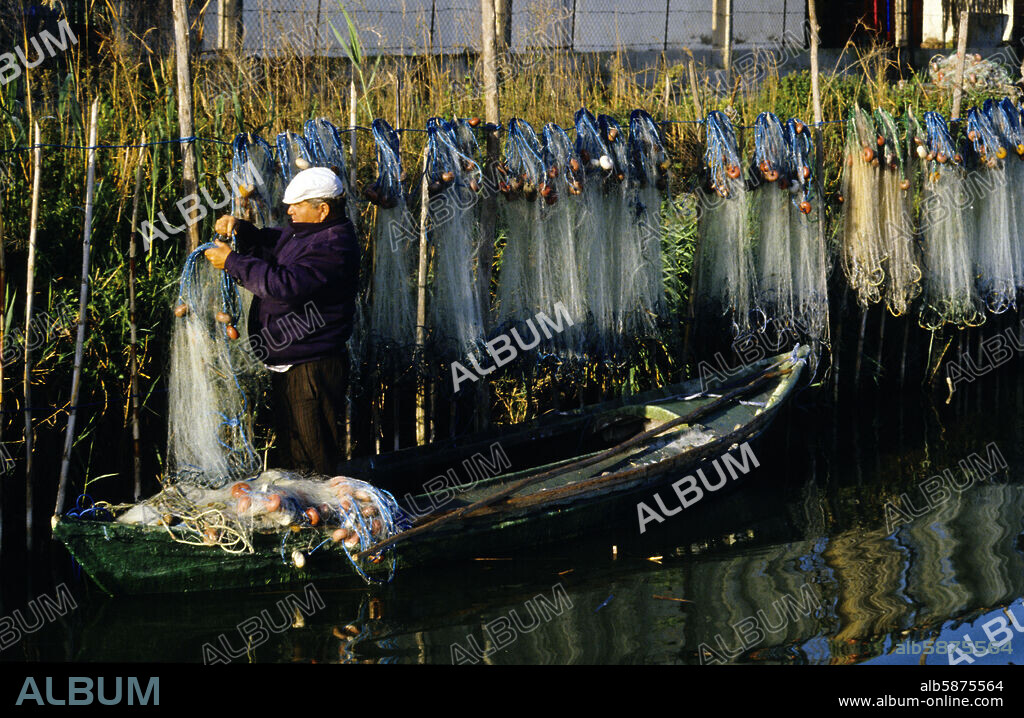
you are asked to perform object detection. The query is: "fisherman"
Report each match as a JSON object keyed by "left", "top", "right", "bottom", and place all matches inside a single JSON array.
[{"left": 204, "top": 167, "right": 359, "bottom": 475}]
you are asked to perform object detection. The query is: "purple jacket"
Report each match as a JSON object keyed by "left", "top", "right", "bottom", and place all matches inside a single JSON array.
[{"left": 224, "top": 216, "right": 359, "bottom": 365}]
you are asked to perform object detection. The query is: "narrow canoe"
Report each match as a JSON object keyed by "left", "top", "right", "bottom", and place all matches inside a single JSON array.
[{"left": 54, "top": 346, "right": 808, "bottom": 595}]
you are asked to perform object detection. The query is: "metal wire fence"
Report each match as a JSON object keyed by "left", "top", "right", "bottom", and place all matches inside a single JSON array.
[{"left": 198, "top": 0, "right": 806, "bottom": 56}]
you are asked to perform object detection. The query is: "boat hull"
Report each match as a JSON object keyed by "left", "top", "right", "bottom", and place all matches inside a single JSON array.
[{"left": 54, "top": 348, "right": 808, "bottom": 595}]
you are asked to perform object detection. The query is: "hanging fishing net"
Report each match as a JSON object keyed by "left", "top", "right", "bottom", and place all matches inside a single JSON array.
[
  {"left": 751, "top": 112, "right": 794, "bottom": 330},
  {"left": 496, "top": 117, "right": 585, "bottom": 363},
  {"left": 917, "top": 111, "right": 985, "bottom": 329},
  {"left": 572, "top": 108, "right": 626, "bottom": 357},
  {"left": 784, "top": 117, "right": 829, "bottom": 351},
  {"left": 628, "top": 109, "right": 669, "bottom": 329},
  {"left": 426, "top": 117, "right": 486, "bottom": 360},
  {"left": 540, "top": 121, "right": 587, "bottom": 357},
  {"left": 452, "top": 117, "right": 481, "bottom": 160},
  {"left": 276, "top": 130, "right": 314, "bottom": 186},
  {"left": 364, "top": 118, "right": 417, "bottom": 365},
  {"left": 231, "top": 132, "right": 282, "bottom": 228},
  {"left": 167, "top": 245, "right": 265, "bottom": 488},
  {"left": 873, "top": 108, "right": 922, "bottom": 316},
  {"left": 840, "top": 105, "right": 886, "bottom": 307},
  {"left": 966, "top": 106, "right": 1017, "bottom": 314},
  {"left": 496, "top": 118, "right": 547, "bottom": 329},
  {"left": 985, "top": 98, "right": 1024, "bottom": 294},
  {"left": 695, "top": 110, "right": 757, "bottom": 334},
  {"left": 597, "top": 113, "right": 645, "bottom": 355},
  {"left": 304, "top": 117, "right": 359, "bottom": 229},
  {"left": 115, "top": 470, "right": 412, "bottom": 584}
]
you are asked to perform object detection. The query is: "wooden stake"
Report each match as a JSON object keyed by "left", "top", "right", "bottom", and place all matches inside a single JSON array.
[
  {"left": 899, "top": 317, "right": 910, "bottom": 385},
  {"left": 0, "top": 134, "right": 5, "bottom": 555},
  {"left": 172, "top": 0, "right": 200, "bottom": 251},
  {"left": 681, "top": 59, "right": 704, "bottom": 369},
  {"left": 853, "top": 307, "right": 868, "bottom": 388},
  {"left": 807, "top": 0, "right": 831, "bottom": 373},
  {"left": 55, "top": 99, "right": 100, "bottom": 520},
  {"left": 687, "top": 59, "right": 703, "bottom": 120},
  {"left": 415, "top": 147, "right": 431, "bottom": 445},
  {"left": 951, "top": 11, "right": 970, "bottom": 122},
  {"left": 349, "top": 79, "right": 358, "bottom": 189},
  {"left": 478, "top": 0, "right": 499, "bottom": 325},
  {"left": 23, "top": 123, "right": 42, "bottom": 550},
  {"left": 128, "top": 133, "right": 147, "bottom": 500}
]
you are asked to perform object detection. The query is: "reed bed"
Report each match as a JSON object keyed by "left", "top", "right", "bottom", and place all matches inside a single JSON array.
[{"left": 0, "top": 3, "right": 1014, "bottom": 528}]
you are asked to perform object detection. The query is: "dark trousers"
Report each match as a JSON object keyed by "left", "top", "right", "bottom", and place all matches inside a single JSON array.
[{"left": 271, "top": 354, "right": 348, "bottom": 475}]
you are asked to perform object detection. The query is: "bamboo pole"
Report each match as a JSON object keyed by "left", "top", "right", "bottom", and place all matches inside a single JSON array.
[
  {"left": 0, "top": 139, "right": 5, "bottom": 556},
  {"left": 55, "top": 99, "right": 100, "bottom": 520},
  {"left": 951, "top": 11, "right": 970, "bottom": 122},
  {"left": 807, "top": 0, "right": 831, "bottom": 374},
  {"left": 415, "top": 147, "right": 431, "bottom": 445},
  {"left": 349, "top": 79, "right": 358, "bottom": 189},
  {"left": 681, "top": 59, "right": 704, "bottom": 369},
  {"left": 477, "top": 0, "right": 500, "bottom": 430},
  {"left": 723, "top": 0, "right": 733, "bottom": 80},
  {"left": 853, "top": 307, "right": 868, "bottom": 387},
  {"left": 128, "top": 133, "right": 147, "bottom": 500},
  {"left": 345, "top": 79, "right": 358, "bottom": 458},
  {"left": 172, "top": 0, "right": 200, "bottom": 251},
  {"left": 23, "top": 123, "right": 42, "bottom": 551},
  {"left": 393, "top": 71, "right": 402, "bottom": 451},
  {"left": 478, "top": 0, "right": 499, "bottom": 324}
]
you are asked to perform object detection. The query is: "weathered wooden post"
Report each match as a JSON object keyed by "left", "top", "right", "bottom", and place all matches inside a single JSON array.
[
  {"left": 56, "top": 99, "right": 100, "bottom": 522},
  {"left": 172, "top": 0, "right": 200, "bottom": 251}
]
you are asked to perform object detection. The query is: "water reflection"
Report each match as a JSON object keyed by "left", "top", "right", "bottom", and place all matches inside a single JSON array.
[{"left": 2, "top": 366, "right": 1023, "bottom": 665}]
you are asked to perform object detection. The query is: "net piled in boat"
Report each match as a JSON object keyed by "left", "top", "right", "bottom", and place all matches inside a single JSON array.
[{"left": 116, "top": 471, "right": 412, "bottom": 584}]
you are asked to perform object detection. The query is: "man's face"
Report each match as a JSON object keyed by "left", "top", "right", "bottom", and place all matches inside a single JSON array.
[{"left": 287, "top": 199, "right": 330, "bottom": 224}]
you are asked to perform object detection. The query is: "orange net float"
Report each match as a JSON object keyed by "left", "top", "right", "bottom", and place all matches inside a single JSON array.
[{"left": 861, "top": 147, "right": 874, "bottom": 162}]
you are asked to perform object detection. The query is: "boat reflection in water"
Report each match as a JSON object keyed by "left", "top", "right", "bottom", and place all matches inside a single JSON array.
[{"left": 6, "top": 367, "right": 1024, "bottom": 665}]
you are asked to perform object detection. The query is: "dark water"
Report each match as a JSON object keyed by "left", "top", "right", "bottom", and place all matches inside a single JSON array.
[{"left": 2, "top": 361, "right": 1024, "bottom": 665}]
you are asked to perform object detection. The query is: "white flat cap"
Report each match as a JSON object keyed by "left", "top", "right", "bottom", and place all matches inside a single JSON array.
[{"left": 282, "top": 167, "right": 346, "bottom": 204}]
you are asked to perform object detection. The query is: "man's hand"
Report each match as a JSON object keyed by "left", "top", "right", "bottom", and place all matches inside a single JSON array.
[
  {"left": 204, "top": 239, "right": 232, "bottom": 270},
  {"left": 214, "top": 214, "right": 238, "bottom": 236}
]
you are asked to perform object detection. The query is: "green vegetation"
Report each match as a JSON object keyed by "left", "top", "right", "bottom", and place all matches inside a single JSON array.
[{"left": 0, "top": 4, "right": 1014, "bottom": 502}]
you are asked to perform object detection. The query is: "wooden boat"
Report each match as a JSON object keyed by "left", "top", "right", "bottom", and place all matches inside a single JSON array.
[{"left": 53, "top": 347, "right": 808, "bottom": 595}]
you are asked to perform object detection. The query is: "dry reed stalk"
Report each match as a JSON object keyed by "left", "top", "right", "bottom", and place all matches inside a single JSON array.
[
  {"left": 23, "top": 122, "right": 42, "bottom": 550},
  {"left": 55, "top": 98, "right": 100, "bottom": 520}
]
